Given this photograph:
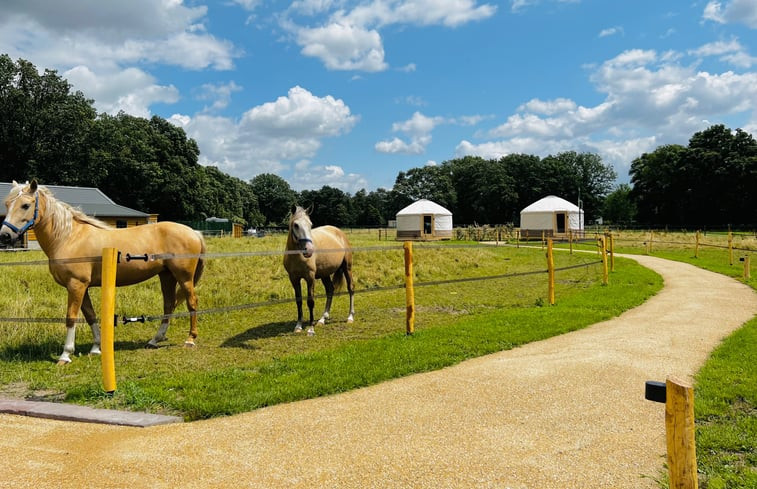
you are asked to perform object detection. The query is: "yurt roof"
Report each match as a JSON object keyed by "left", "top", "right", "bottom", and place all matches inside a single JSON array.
[
  {"left": 396, "top": 199, "right": 452, "bottom": 217},
  {"left": 521, "top": 195, "right": 581, "bottom": 213}
]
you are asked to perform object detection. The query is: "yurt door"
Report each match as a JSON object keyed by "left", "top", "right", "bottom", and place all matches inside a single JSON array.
[
  {"left": 556, "top": 213, "right": 566, "bottom": 234},
  {"left": 423, "top": 215, "right": 433, "bottom": 236}
]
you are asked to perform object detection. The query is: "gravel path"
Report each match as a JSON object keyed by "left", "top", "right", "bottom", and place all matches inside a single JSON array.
[{"left": 1, "top": 255, "right": 756, "bottom": 489}]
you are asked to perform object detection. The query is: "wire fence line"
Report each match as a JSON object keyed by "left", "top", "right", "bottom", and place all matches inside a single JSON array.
[{"left": 0, "top": 240, "right": 602, "bottom": 325}]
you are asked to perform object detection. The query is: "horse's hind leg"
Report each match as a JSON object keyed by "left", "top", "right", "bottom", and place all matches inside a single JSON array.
[
  {"left": 148, "top": 272, "right": 176, "bottom": 348},
  {"left": 318, "top": 276, "right": 334, "bottom": 326},
  {"left": 178, "top": 278, "right": 199, "bottom": 347},
  {"left": 344, "top": 263, "right": 355, "bottom": 323},
  {"left": 81, "top": 289, "right": 101, "bottom": 355},
  {"left": 306, "top": 278, "right": 316, "bottom": 336}
]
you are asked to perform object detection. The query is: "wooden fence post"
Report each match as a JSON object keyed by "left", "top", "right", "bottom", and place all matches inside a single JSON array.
[
  {"left": 695, "top": 230, "right": 700, "bottom": 259},
  {"left": 547, "top": 238, "right": 555, "bottom": 305},
  {"left": 743, "top": 255, "right": 751, "bottom": 280},
  {"left": 728, "top": 231, "right": 733, "bottom": 266},
  {"left": 100, "top": 247, "right": 118, "bottom": 394},
  {"left": 666, "top": 377, "right": 698, "bottom": 489},
  {"left": 601, "top": 236, "right": 608, "bottom": 285},
  {"left": 403, "top": 241, "right": 415, "bottom": 335},
  {"left": 608, "top": 232, "right": 615, "bottom": 272}
]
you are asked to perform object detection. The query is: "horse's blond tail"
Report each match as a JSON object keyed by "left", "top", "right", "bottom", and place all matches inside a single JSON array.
[{"left": 333, "top": 266, "right": 346, "bottom": 292}]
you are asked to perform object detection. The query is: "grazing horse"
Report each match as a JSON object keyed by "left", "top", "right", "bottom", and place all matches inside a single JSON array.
[
  {"left": 0, "top": 180, "right": 205, "bottom": 364},
  {"left": 283, "top": 205, "right": 355, "bottom": 335}
]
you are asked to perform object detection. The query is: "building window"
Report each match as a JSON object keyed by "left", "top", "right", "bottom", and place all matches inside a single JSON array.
[{"left": 116, "top": 220, "right": 127, "bottom": 228}]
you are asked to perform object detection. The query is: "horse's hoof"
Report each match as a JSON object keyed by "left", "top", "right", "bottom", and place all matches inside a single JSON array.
[
  {"left": 294, "top": 325, "right": 303, "bottom": 333},
  {"left": 347, "top": 318, "right": 354, "bottom": 324},
  {"left": 307, "top": 327, "right": 315, "bottom": 336},
  {"left": 56, "top": 359, "right": 71, "bottom": 366},
  {"left": 184, "top": 340, "right": 196, "bottom": 348},
  {"left": 145, "top": 342, "right": 160, "bottom": 349}
]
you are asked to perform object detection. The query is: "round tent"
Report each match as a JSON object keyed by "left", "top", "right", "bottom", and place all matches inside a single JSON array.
[
  {"left": 519, "top": 195, "right": 584, "bottom": 239},
  {"left": 395, "top": 199, "right": 453, "bottom": 240}
]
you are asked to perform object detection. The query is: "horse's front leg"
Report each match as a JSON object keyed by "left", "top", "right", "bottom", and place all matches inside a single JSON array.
[
  {"left": 59, "top": 282, "right": 87, "bottom": 365},
  {"left": 81, "top": 289, "right": 101, "bottom": 355},
  {"left": 291, "top": 278, "right": 304, "bottom": 333},
  {"left": 306, "top": 278, "right": 316, "bottom": 336}
]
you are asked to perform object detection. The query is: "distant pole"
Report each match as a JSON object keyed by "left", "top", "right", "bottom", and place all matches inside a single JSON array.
[
  {"left": 728, "top": 230, "right": 733, "bottom": 266},
  {"left": 547, "top": 238, "right": 555, "bottom": 305},
  {"left": 100, "top": 247, "right": 118, "bottom": 394},
  {"left": 569, "top": 229, "right": 573, "bottom": 255},
  {"left": 403, "top": 241, "right": 415, "bottom": 335}
]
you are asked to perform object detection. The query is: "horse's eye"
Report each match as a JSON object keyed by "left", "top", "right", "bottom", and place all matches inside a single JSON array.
[
  {"left": 293, "top": 224, "right": 299, "bottom": 230},
  {"left": 21, "top": 204, "right": 30, "bottom": 210}
]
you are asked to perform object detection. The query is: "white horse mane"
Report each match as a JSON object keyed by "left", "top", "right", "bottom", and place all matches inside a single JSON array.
[{"left": 35, "top": 185, "right": 112, "bottom": 240}]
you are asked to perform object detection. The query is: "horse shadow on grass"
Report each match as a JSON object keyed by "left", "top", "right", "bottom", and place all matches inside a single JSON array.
[
  {"left": 0, "top": 339, "right": 163, "bottom": 363},
  {"left": 220, "top": 321, "right": 293, "bottom": 350}
]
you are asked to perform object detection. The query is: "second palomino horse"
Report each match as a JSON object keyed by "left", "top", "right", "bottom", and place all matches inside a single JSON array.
[{"left": 283, "top": 205, "right": 355, "bottom": 335}]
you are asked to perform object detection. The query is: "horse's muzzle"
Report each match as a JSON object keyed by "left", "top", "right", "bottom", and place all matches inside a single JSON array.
[
  {"left": 301, "top": 240, "right": 315, "bottom": 258},
  {"left": 0, "top": 229, "right": 14, "bottom": 245}
]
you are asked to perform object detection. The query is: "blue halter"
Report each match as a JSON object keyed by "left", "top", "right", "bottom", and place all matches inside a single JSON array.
[{"left": 2, "top": 193, "right": 39, "bottom": 237}]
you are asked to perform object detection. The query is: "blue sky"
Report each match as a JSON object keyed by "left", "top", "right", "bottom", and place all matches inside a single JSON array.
[{"left": 1, "top": 0, "right": 756, "bottom": 193}]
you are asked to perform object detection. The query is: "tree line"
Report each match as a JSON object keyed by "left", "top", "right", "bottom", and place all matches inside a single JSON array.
[{"left": 1, "top": 55, "right": 754, "bottom": 229}]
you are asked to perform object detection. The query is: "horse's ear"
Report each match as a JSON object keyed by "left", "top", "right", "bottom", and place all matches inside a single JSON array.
[
  {"left": 11, "top": 180, "right": 18, "bottom": 186},
  {"left": 290, "top": 204, "right": 298, "bottom": 215},
  {"left": 29, "top": 180, "right": 38, "bottom": 193},
  {"left": 306, "top": 204, "right": 313, "bottom": 215}
]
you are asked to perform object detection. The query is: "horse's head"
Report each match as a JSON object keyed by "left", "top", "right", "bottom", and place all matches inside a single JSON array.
[
  {"left": 1, "top": 180, "right": 40, "bottom": 246},
  {"left": 289, "top": 205, "right": 315, "bottom": 258}
]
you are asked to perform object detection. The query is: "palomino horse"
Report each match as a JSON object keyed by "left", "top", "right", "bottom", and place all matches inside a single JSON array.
[
  {"left": 283, "top": 205, "right": 355, "bottom": 335},
  {"left": 0, "top": 180, "right": 205, "bottom": 364}
]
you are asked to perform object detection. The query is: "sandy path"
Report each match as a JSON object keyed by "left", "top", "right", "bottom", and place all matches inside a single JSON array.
[{"left": 1, "top": 255, "right": 756, "bottom": 489}]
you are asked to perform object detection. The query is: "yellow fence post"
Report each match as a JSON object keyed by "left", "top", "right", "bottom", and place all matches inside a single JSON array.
[
  {"left": 695, "top": 230, "right": 700, "bottom": 259},
  {"left": 403, "top": 241, "right": 415, "bottom": 335},
  {"left": 547, "top": 238, "right": 555, "bottom": 305},
  {"left": 569, "top": 229, "right": 573, "bottom": 255},
  {"left": 728, "top": 231, "right": 733, "bottom": 266},
  {"left": 600, "top": 235, "right": 609, "bottom": 286},
  {"left": 648, "top": 230, "right": 653, "bottom": 254},
  {"left": 666, "top": 377, "right": 698, "bottom": 489},
  {"left": 100, "top": 247, "right": 118, "bottom": 394}
]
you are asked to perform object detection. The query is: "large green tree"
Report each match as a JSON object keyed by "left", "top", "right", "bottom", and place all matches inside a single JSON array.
[
  {"left": 630, "top": 125, "right": 756, "bottom": 226},
  {"left": 250, "top": 173, "right": 297, "bottom": 226},
  {"left": 0, "top": 55, "right": 96, "bottom": 183}
]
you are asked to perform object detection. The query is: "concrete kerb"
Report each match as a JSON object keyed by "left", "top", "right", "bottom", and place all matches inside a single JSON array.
[{"left": 0, "top": 398, "right": 182, "bottom": 427}]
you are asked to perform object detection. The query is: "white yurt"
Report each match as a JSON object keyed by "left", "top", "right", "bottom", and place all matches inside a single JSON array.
[
  {"left": 395, "top": 199, "right": 453, "bottom": 240},
  {"left": 519, "top": 195, "right": 584, "bottom": 239}
]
